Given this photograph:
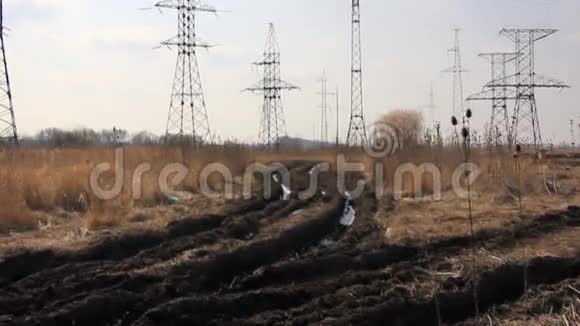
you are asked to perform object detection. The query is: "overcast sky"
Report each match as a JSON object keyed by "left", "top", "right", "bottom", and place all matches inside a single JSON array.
[{"left": 4, "top": 0, "right": 579, "bottom": 143}]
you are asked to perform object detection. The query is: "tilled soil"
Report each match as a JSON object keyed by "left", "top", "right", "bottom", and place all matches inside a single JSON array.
[{"left": 0, "top": 162, "right": 579, "bottom": 325}]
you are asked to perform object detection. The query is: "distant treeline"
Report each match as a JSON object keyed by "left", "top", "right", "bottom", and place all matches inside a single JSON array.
[
  {"left": 19, "top": 128, "right": 159, "bottom": 147},
  {"left": 16, "top": 127, "right": 333, "bottom": 150}
]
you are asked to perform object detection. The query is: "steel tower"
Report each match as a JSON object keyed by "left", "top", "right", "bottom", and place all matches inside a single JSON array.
[
  {"left": 443, "top": 29, "right": 467, "bottom": 119},
  {"left": 244, "top": 23, "right": 298, "bottom": 149},
  {"left": 155, "top": 0, "right": 214, "bottom": 145},
  {"left": 317, "top": 70, "right": 336, "bottom": 144},
  {"left": 347, "top": 0, "right": 367, "bottom": 146},
  {"left": 318, "top": 71, "right": 329, "bottom": 143},
  {"left": 487, "top": 29, "right": 569, "bottom": 149},
  {"left": 0, "top": 0, "right": 17, "bottom": 145},
  {"left": 468, "top": 52, "right": 518, "bottom": 147}
]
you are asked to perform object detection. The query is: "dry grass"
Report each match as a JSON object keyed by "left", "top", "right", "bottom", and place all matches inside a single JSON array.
[
  {"left": 0, "top": 145, "right": 358, "bottom": 232},
  {"left": 376, "top": 144, "right": 580, "bottom": 246},
  {"left": 0, "top": 169, "right": 33, "bottom": 230},
  {"left": 1, "top": 138, "right": 577, "bottom": 238}
]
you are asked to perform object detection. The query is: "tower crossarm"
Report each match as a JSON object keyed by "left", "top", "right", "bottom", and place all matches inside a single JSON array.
[
  {"left": 160, "top": 35, "right": 212, "bottom": 48},
  {"left": 485, "top": 74, "right": 570, "bottom": 89},
  {"left": 500, "top": 28, "right": 558, "bottom": 43},
  {"left": 442, "top": 66, "right": 467, "bottom": 74},
  {"left": 154, "top": 0, "right": 217, "bottom": 13},
  {"left": 478, "top": 52, "right": 519, "bottom": 64},
  {"left": 242, "top": 80, "right": 299, "bottom": 93},
  {"left": 467, "top": 88, "right": 518, "bottom": 101}
]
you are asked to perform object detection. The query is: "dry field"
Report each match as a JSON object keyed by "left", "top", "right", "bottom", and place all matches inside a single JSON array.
[{"left": 0, "top": 144, "right": 579, "bottom": 325}]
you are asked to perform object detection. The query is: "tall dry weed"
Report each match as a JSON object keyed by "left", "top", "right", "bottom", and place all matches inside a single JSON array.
[{"left": 0, "top": 169, "right": 34, "bottom": 231}]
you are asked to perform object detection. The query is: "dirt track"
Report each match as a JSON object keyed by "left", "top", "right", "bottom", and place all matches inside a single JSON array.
[{"left": 1, "top": 162, "right": 580, "bottom": 325}]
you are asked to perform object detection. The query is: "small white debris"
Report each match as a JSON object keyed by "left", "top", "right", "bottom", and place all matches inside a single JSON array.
[
  {"left": 320, "top": 238, "right": 335, "bottom": 247},
  {"left": 340, "top": 203, "right": 356, "bottom": 227},
  {"left": 291, "top": 209, "right": 304, "bottom": 216},
  {"left": 344, "top": 191, "right": 353, "bottom": 200},
  {"left": 281, "top": 184, "right": 292, "bottom": 201},
  {"left": 38, "top": 216, "right": 54, "bottom": 231},
  {"left": 252, "top": 267, "right": 265, "bottom": 277},
  {"left": 321, "top": 190, "right": 327, "bottom": 197},
  {"left": 272, "top": 174, "right": 280, "bottom": 183}
]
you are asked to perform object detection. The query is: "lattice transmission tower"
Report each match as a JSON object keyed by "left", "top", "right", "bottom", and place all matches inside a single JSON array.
[
  {"left": 318, "top": 71, "right": 329, "bottom": 143},
  {"left": 487, "top": 29, "right": 569, "bottom": 149},
  {"left": 0, "top": 0, "right": 17, "bottom": 145},
  {"left": 468, "top": 52, "right": 518, "bottom": 147},
  {"left": 317, "top": 70, "right": 336, "bottom": 144},
  {"left": 427, "top": 83, "right": 437, "bottom": 128},
  {"left": 155, "top": 0, "right": 214, "bottom": 145},
  {"left": 347, "top": 0, "right": 367, "bottom": 146},
  {"left": 244, "top": 23, "right": 298, "bottom": 149},
  {"left": 443, "top": 29, "right": 467, "bottom": 120}
]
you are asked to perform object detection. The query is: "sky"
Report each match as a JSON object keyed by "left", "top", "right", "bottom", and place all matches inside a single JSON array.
[{"left": 4, "top": 0, "right": 579, "bottom": 143}]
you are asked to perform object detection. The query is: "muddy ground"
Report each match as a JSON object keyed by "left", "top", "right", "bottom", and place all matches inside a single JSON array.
[{"left": 1, "top": 161, "right": 579, "bottom": 325}]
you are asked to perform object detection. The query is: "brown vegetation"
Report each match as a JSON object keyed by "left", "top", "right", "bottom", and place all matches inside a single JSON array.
[{"left": 0, "top": 146, "right": 357, "bottom": 232}]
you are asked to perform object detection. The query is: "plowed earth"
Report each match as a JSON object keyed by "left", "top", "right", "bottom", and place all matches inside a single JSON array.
[{"left": 1, "top": 162, "right": 579, "bottom": 325}]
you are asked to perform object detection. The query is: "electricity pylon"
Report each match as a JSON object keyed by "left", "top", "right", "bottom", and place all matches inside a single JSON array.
[
  {"left": 443, "top": 29, "right": 467, "bottom": 119},
  {"left": 318, "top": 70, "right": 329, "bottom": 143},
  {"left": 0, "top": 0, "right": 17, "bottom": 145},
  {"left": 467, "top": 52, "right": 518, "bottom": 148},
  {"left": 155, "top": 0, "right": 215, "bottom": 145},
  {"left": 427, "top": 83, "right": 437, "bottom": 128},
  {"left": 347, "top": 0, "right": 367, "bottom": 146},
  {"left": 487, "top": 29, "right": 569, "bottom": 149},
  {"left": 317, "top": 70, "right": 336, "bottom": 144},
  {"left": 443, "top": 29, "right": 466, "bottom": 146},
  {"left": 244, "top": 23, "right": 298, "bottom": 149}
]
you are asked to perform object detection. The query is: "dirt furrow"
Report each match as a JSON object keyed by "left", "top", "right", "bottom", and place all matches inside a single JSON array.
[{"left": 3, "top": 197, "right": 347, "bottom": 325}]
